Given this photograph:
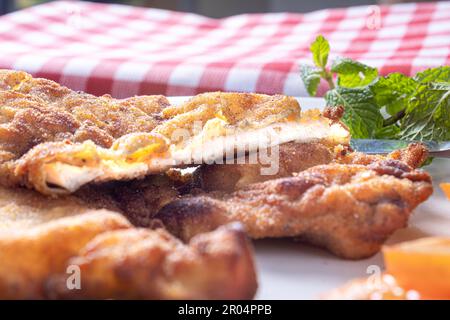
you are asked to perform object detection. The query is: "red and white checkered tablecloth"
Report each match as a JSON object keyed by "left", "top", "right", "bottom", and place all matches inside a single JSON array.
[{"left": 0, "top": 1, "right": 449, "bottom": 98}]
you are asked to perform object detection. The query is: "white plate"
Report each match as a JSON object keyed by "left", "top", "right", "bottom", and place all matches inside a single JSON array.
[{"left": 168, "top": 96, "right": 450, "bottom": 299}]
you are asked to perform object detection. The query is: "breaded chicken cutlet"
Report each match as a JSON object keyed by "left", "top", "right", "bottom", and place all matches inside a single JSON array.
[
  {"left": 75, "top": 173, "right": 183, "bottom": 227},
  {"left": 177, "top": 104, "right": 347, "bottom": 193},
  {"left": 154, "top": 145, "right": 433, "bottom": 259},
  {"left": 83, "top": 141, "right": 336, "bottom": 226},
  {"left": 81, "top": 144, "right": 431, "bottom": 260},
  {"left": 0, "top": 70, "right": 349, "bottom": 196},
  {"left": 0, "top": 70, "right": 168, "bottom": 152},
  {"left": 334, "top": 142, "right": 429, "bottom": 169},
  {"left": 0, "top": 186, "right": 257, "bottom": 299},
  {"left": 47, "top": 223, "right": 257, "bottom": 300},
  {"left": 0, "top": 186, "right": 130, "bottom": 299},
  {"left": 198, "top": 141, "right": 335, "bottom": 192},
  {"left": 0, "top": 69, "right": 170, "bottom": 195}
]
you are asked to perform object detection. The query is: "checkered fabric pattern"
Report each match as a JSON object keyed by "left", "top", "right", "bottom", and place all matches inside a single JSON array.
[{"left": 0, "top": 1, "right": 449, "bottom": 97}]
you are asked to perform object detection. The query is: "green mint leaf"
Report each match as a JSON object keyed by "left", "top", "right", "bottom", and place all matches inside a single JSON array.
[
  {"left": 310, "top": 35, "right": 330, "bottom": 68},
  {"left": 400, "top": 81, "right": 450, "bottom": 141},
  {"left": 300, "top": 65, "right": 322, "bottom": 96},
  {"left": 325, "top": 86, "right": 383, "bottom": 138},
  {"left": 371, "top": 73, "right": 417, "bottom": 116},
  {"left": 414, "top": 66, "right": 450, "bottom": 83},
  {"left": 331, "top": 57, "right": 378, "bottom": 88},
  {"left": 374, "top": 124, "right": 400, "bottom": 139}
]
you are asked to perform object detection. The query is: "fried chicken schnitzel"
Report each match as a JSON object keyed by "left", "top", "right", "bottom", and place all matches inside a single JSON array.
[
  {"left": 154, "top": 146, "right": 433, "bottom": 259},
  {"left": 0, "top": 70, "right": 171, "bottom": 195},
  {"left": 82, "top": 141, "right": 333, "bottom": 226},
  {"left": 192, "top": 105, "right": 345, "bottom": 193},
  {"left": 77, "top": 174, "right": 182, "bottom": 227},
  {"left": 48, "top": 223, "right": 257, "bottom": 300},
  {"left": 0, "top": 186, "right": 257, "bottom": 299},
  {"left": 0, "top": 70, "right": 169, "bottom": 154},
  {"left": 0, "top": 186, "right": 131, "bottom": 299},
  {"left": 0, "top": 70, "right": 349, "bottom": 195},
  {"left": 73, "top": 141, "right": 336, "bottom": 227},
  {"left": 199, "top": 141, "right": 334, "bottom": 192},
  {"left": 334, "top": 142, "right": 429, "bottom": 169},
  {"left": 89, "top": 142, "right": 335, "bottom": 227}
]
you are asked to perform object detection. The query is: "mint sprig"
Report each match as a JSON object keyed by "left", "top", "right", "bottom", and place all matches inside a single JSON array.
[
  {"left": 325, "top": 86, "right": 383, "bottom": 139},
  {"left": 300, "top": 65, "right": 322, "bottom": 96},
  {"left": 300, "top": 35, "right": 450, "bottom": 142},
  {"left": 331, "top": 57, "right": 378, "bottom": 88},
  {"left": 311, "top": 35, "right": 330, "bottom": 69},
  {"left": 300, "top": 36, "right": 334, "bottom": 96},
  {"left": 400, "top": 82, "right": 450, "bottom": 141}
]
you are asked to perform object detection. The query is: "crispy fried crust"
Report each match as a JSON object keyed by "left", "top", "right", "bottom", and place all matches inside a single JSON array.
[
  {"left": 0, "top": 184, "right": 257, "bottom": 299},
  {"left": 335, "top": 143, "right": 429, "bottom": 169},
  {"left": 109, "top": 174, "right": 181, "bottom": 227},
  {"left": 0, "top": 71, "right": 349, "bottom": 195},
  {"left": 72, "top": 142, "right": 336, "bottom": 229},
  {"left": 0, "top": 70, "right": 170, "bottom": 193},
  {"left": 155, "top": 147, "right": 433, "bottom": 259},
  {"left": 47, "top": 223, "right": 257, "bottom": 300},
  {"left": 0, "top": 183, "right": 131, "bottom": 299},
  {"left": 199, "top": 142, "right": 334, "bottom": 192},
  {"left": 73, "top": 170, "right": 198, "bottom": 228},
  {"left": 161, "top": 91, "right": 300, "bottom": 125},
  {"left": 0, "top": 185, "right": 125, "bottom": 231},
  {"left": 0, "top": 209, "right": 131, "bottom": 299},
  {"left": 107, "top": 142, "right": 334, "bottom": 226},
  {"left": 323, "top": 105, "right": 345, "bottom": 122},
  {"left": 0, "top": 70, "right": 168, "bottom": 154}
]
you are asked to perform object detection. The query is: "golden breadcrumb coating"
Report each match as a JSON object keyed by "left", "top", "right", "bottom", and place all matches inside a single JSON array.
[
  {"left": 48, "top": 223, "right": 257, "bottom": 300},
  {"left": 0, "top": 184, "right": 257, "bottom": 299},
  {"left": 106, "top": 174, "right": 181, "bottom": 227},
  {"left": 99, "top": 141, "right": 335, "bottom": 227},
  {"left": 0, "top": 71, "right": 348, "bottom": 195},
  {"left": 155, "top": 146, "right": 433, "bottom": 259},
  {"left": 199, "top": 141, "right": 334, "bottom": 192},
  {"left": 0, "top": 190, "right": 131, "bottom": 299},
  {"left": 0, "top": 70, "right": 168, "bottom": 154},
  {"left": 0, "top": 70, "right": 171, "bottom": 194},
  {"left": 335, "top": 143, "right": 429, "bottom": 169},
  {"left": 157, "top": 91, "right": 300, "bottom": 140}
]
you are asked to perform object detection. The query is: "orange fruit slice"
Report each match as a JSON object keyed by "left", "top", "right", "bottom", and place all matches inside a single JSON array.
[
  {"left": 383, "top": 237, "right": 450, "bottom": 299},
  {"left": 440, "top": 183, "right": 450, "bottom": 200}
]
